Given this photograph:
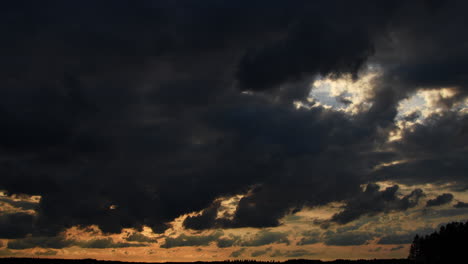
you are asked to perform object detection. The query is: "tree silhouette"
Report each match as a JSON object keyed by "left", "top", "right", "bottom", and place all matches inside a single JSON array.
[{"left": 408, "top": 221, "right": 468, "bottom": 264}]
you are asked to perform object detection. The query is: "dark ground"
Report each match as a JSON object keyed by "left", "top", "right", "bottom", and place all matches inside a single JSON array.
[{"left": 0, "top": 258, "right": 414, "bottom": 264}]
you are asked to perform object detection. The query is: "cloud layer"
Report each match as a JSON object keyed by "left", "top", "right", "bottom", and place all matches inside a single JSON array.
[{"left": 1, "top": 1, "right": 468, "bottom": 260}]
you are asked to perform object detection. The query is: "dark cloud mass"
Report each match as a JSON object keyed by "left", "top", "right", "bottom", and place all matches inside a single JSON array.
[
  {"left": 7, "top": 236, "right": 74, "bottom": 250},
  {"left": 0, "top": 213, "right": 35, "bottom": 239},
  {"left": 426, "top": 193, "right": 454, "bottom": 207},
  {"left": 331, "top": 184, "right": 424, "bottom": 225},
  {"left": 454, "top": 202, "right": 468, "bottom": 208},
  {"left": 125, "top": 232, "right": 157, "bottom": 243},
  {"left": 1, "top": 0, "right": 468, "bottom": 242}
]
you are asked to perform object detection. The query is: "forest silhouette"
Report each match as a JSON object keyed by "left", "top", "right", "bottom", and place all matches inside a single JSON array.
[{"left": 408, "top": 221, "right": 468, "bottom": 264}]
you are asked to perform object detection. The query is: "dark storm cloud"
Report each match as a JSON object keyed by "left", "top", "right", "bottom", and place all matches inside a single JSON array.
[
  {"left": 373, "top": 112, "right": 468, "bottom": 187},
  {"left": 1, "top": 0, "right": 385, "bottom": 236},
  {"left": 0, "top": 213, "right": 35, "bottom": 239},
  {"left": 183, "top": 201, "right": 221, "bottom": 230},
  {"left": 178, "top": 102, "right": 375, "bottom": 230},
  {"left": 236, "top": 1, "right": 402, "bottom": 92},
  {"left": 371, "top": 0, "right": 468, "bottom": 104},
  {"left": 426, "top": 193, "right": 454, "bottom": 207},
  {"left": 1, "top": 0, "right": 468, "bottom": 241},
  {"left": 7, "top": 236, "right": 74, "bottom": 250},
  {"left": 331, "top": 184, "right": 424, "bottom": 224}
]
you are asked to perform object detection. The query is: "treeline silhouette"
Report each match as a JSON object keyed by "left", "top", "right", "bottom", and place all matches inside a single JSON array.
[
  {"left": 0, "top": 258, "right": 414, "bottom": 264},
  {"left": 409, "top": 221, "right": 468, "bottom": 264}
]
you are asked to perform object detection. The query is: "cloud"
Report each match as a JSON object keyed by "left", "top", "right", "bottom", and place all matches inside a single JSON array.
[
  {"left": 0, "top": 249, "right": 15, "bottom": 257},
  {"left": 250, "top": 247, "right": 272, "bottom": 257},
  {"left": 216, "top": 235, "right": 241, "bottom": 248},
  {"left": 0, "top": 213, "right": 35, "bottom": 239},
  {"left": 7, "top": 236, "right": 74, "bottom": 249},
  {"left": 378, "top": 227, "right": 434, "bottom": 245},
  {"left": 368, "top": 247, "right": 382, "bottom": 252},
  {"left": 0, "top": 0, "right": 468, "bottom": 246},
  {"left": 378, "top": 234, "right": 413, "bottom": 245},
  {"left": 374, "top": 113, "right": 468, "bottom": 187},
  {"left": 331, "top": 184, "right": 424, "bottom": 224},
  {"left": 390, "top": 245, "right": 405, "bottom": 251},
  {"left": 35, "top": 249, "right": 58, "bottom": 256},
  {"left": 125, "top": 232, "right": 157, "bottom": 243},
  {"left": 160, "top": 231, "right": 224, "bottom": 248},
  {"left": 229, "top": 248, "right": 246, "bottom": 258},
  {"left": 297, "top": 231, "right": 320, "bottom": 245},
  {"left": 324, "top": 231, "right": 374, "bottom": 246},
  {"left": 240, "top": 230, "right": 290, "bottom": 247},
  {"left": 426, "top": 193, "right": 454, "bottom": 207},
  {"left": 270, "top": 249, "right": 317, "bottom": 258},
  {"left": 0, "top": 197, "right": 39, "bottom": 211},
  {"left": 79, "top": 238, "right": 148, "bottom": 249},
  {"left": 183, "top": 202, "right": 221, "bottom": 230},
  {"left": 0, "top": 0, "right": 396, "bottom": 238},
  {"left": 454, "top": 201, "right": 468, "bottom": 208}
]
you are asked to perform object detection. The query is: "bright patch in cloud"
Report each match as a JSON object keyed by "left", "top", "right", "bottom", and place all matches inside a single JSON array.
[{"left": 309, "top": 67, "right": 380, "bottom": 114}]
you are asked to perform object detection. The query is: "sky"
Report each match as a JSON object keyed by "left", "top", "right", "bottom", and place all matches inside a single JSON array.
[{"left": 1, "top": 0, "right": 468, "bottom": 262}]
